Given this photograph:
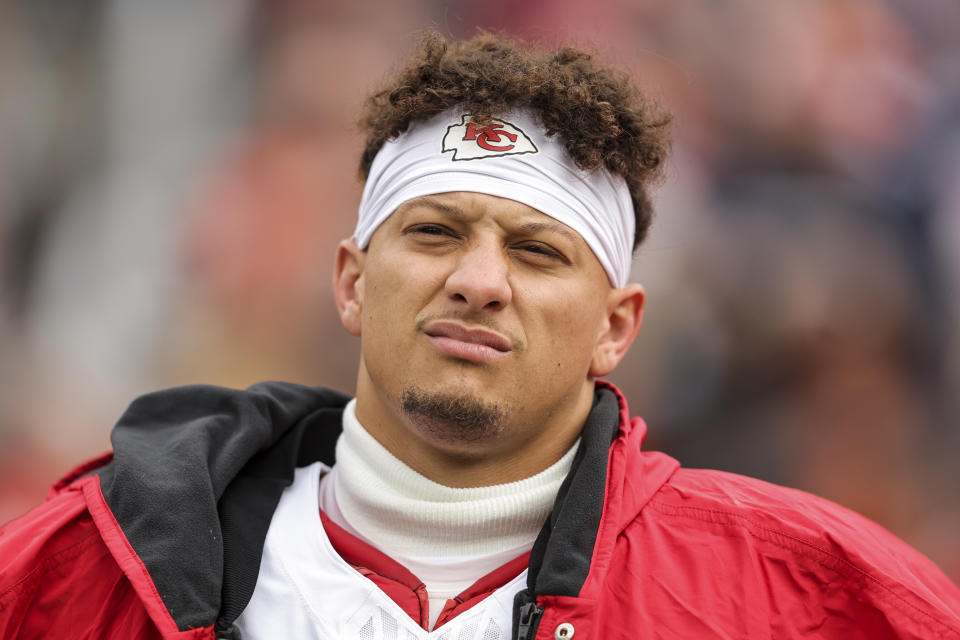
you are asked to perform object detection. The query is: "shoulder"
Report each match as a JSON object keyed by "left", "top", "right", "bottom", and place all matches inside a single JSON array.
[
  {"left": 1, "top": 456, "right": 110, "bottom": 581},
  {"left": 651, "top": 467, "right": 932, "bottom": 563},
  {"left": 0, "top": 469, "right": 164, "bottom": 640},
  {"left": 636, "top": 466, "right": 960, "bottom": 634}
]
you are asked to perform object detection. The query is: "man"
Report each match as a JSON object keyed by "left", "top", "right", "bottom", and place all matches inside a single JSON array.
[{"left": 2, "top": 32, "right": 959, "bottom": 640}]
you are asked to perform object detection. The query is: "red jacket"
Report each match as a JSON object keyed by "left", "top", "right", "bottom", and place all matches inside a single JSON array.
[{"left": 2, "top": 381, "right": 959, "bottom": 639}]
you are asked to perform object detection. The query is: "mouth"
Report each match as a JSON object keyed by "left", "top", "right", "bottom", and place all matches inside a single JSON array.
[{"left": 423, "top": 320, "right": 513, "bottom": 364}]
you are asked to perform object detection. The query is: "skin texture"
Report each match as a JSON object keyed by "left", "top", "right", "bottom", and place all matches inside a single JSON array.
[{"left": 334, "top": 192, "right": 645, "bottom": 487}]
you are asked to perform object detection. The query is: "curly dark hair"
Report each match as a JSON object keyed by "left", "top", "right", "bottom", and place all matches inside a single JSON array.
[{"left": 358, "top": 31, "right": 672, "bottom": 249}]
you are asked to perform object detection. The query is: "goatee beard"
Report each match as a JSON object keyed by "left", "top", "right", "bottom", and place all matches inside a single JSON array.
[{"left": 400, "top": 387, "right": 505, "bottom": 444}]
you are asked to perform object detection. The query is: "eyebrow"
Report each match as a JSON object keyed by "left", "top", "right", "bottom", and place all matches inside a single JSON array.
[
  {"left": 396, "top": 196, "right": 468, "bottom": 219},
  {"left": 515, "top": 220, "right": 580, "bottom": 243},
  {"left": 398, "top": 195, "right": 581, "bottom": 243}
]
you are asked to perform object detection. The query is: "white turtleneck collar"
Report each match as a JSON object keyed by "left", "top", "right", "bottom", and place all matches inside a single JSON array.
[{"left": 320, "top": 398, "right": 580, "bottom": 559}]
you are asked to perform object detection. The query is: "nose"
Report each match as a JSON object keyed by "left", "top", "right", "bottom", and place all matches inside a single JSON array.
[{"left": 444, "top": 240, "right": 512, "bottom": 311}]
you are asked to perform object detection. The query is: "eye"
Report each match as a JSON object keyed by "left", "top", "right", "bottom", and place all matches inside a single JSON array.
[
  {"left": 514, "top": 242, "right": 569, "bottom": 264},
  {"left": 403, "top": 223, "right": 462, "bottom": 250},
  {"left": 407, "top": 223, "right": 456, "bottom": 237},
  {"left": 522, "top": 244, "right": 555, "bottom": 256}
]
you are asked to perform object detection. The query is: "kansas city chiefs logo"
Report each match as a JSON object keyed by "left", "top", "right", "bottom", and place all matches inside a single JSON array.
[{"left": 442, "top": 114, "right": 538, "bottom": 161}]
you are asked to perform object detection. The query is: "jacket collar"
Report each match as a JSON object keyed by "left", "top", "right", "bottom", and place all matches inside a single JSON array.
[{"left": 97, "top": 382, "right": 351, "bottom": 634}]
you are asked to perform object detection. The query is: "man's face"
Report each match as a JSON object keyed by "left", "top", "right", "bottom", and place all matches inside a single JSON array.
[{"left": 336, "top": 191, "right": 640, "bottom": 482}]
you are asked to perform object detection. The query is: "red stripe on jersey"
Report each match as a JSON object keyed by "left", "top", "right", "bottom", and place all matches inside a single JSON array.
[{"left": 320, "top": 510, "right": 528, "bottom": 630}]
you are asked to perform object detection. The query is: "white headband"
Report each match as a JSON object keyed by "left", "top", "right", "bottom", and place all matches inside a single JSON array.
[{"left": 354, "top": 109, "right": 634, "bottom": 287}]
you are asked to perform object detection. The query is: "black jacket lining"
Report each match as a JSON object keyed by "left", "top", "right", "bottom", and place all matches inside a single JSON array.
[
  {"left": 98, "top": 383, "right": 350, "bottom": 631},
  {"left": 217, "top": 406, "right": 344, "bottom": 631},
  {"left": 526, "top": 386, "right": 620, "bottom": 597}
]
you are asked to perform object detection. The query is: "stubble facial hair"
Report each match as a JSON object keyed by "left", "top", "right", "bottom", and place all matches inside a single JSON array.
[{"left": 400, "top": 387, "right": 505, "bottom": 444}]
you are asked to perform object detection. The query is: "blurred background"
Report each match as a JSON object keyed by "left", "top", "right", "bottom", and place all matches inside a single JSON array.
[{"left": 1, "top": 0, "right": 958, "bottom": 579}]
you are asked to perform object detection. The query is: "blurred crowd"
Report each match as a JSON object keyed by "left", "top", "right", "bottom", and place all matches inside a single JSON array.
[{"left": 1, "top": 0, "right": 958, "bottom": 579}]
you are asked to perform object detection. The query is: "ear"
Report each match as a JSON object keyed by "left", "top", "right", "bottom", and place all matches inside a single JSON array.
[
  {"left": 333, "top": 239, "right": 365, "bottom": 337},
  {"left": 589, "top": 283, "right": 645, "bottom": 377}
]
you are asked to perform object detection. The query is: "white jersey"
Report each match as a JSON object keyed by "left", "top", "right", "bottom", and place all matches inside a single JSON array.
[{"left": 235, "top": 463, "right": 526, "bottom": 639}]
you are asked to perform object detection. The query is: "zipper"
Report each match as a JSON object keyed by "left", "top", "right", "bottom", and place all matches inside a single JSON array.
[{"left": 513, "top": 590, "right": 544, "bottom": 640}]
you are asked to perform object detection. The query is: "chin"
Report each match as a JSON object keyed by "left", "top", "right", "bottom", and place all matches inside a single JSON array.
[{"left": 399, "top": 385, "right": 507, "bottom": 446}]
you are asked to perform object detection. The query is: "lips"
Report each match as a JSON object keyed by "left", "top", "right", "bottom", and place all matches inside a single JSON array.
[{"left": 423, "top": 320, "right": 513, "bottom": 363}]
